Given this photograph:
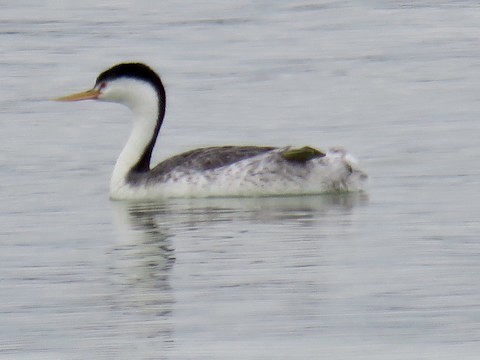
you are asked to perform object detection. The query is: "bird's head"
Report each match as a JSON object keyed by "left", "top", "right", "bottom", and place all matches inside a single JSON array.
[{"left": 54, "top": 63, "right": 165, "bottom": 112}]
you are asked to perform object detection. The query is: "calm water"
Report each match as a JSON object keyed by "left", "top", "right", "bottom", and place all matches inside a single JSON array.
[{"left": 2, "top": 1, "right": 480, "bottom": 359}]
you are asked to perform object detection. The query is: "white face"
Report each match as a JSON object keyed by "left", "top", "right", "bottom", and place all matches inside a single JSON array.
[
  {"left": 95, "top": 77, "right": 160, "bottom": 112},
  {"left": 55, "top": 75, "right": 161, "bottom": 118}
]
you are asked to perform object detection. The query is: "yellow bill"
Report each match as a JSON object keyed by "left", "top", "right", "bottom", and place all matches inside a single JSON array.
[{"left": 53, "top": 88, "right": 101, "bottom": 101}]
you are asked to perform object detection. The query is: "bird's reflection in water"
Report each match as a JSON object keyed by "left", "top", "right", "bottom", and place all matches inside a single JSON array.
[
  {"left": 111, "top": 200, "right": 175, "bottom": 286},
  {"left": 107, "top": 192, "right": 367, "bottom": 357},
  {"left": 169, "top": 192, "right": 369, "bottom": 228},
  {"left": 109, "top": 201, "right": 176, "bottom": 354},
  {"left": 108, "top": 191, "right": 367, "bottom": 285}
]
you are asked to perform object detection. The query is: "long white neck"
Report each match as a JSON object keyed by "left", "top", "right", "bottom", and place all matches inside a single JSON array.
[{"left": 108, "top": 80, "right": 161, "bottom": 195}]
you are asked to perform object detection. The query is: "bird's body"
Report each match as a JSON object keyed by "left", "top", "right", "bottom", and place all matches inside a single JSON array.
[{"left": 55, "top": 63, "right": 366, "bottom": 200}]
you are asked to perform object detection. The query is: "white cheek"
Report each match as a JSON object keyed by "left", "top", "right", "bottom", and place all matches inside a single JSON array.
[
  {"left": 98, "top": 79, "right": 158, "bottom": 110},
  {"left": 96, "top": 78, "right": 160, "bottom": 119},
  {"left": 98, "top": 87, "right": 124, "bottom": 102}
]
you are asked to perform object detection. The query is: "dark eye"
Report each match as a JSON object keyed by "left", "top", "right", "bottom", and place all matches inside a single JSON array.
[{"left": 98, "top": 82, "right": 107, "bottom": 90}]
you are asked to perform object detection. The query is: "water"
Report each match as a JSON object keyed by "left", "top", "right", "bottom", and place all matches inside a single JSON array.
[{"left": 2, "top": 1, "right": 480, "bottom": 359}]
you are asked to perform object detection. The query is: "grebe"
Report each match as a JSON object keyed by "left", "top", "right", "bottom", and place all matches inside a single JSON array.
[{"left": 55, "top": 63, "right": 366, "bottom": 200}]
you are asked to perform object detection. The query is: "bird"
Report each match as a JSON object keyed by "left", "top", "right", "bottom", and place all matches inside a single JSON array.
[{"left": 55, "top": 62, "right": 366, "bottom": 200}]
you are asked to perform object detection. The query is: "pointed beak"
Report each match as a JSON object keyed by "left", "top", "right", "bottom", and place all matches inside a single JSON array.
[{"left": 53, "top": 88, "right": 101, "bottom": 101}]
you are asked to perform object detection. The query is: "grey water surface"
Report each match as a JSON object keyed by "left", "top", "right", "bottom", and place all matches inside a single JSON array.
[{"left": 2, "top": 1, "right": 480, "bottom": 359}]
